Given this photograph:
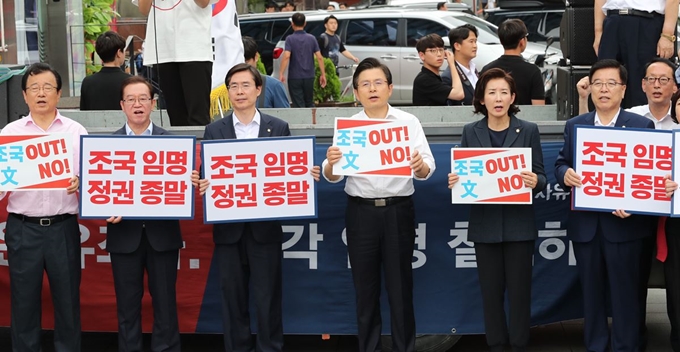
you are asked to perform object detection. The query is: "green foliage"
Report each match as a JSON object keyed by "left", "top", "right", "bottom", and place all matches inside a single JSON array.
[
  {"left": 257, "top": 56, "right": 267, "bottom": 75},
  {"left": 314, "top": 57, "right": 341, "bottom": 103},
  {"left": 82, "top": 0, "right": 119, "bottom": 75}
]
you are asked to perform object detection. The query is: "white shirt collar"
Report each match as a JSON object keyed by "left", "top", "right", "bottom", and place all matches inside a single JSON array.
[
  {"left": 233, "top": 110, "right": 261, "bottom": 127},
  {"left": 594, "top": 109, "right": 621, "bottom": 127},
  {"left": 125, "top": 121, "right": 153, "bottom": 135}
]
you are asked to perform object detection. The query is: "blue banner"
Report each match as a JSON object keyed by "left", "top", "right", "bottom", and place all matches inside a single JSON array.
[{"left": 195, "top": 142, "right": 581, "bottom": 334}]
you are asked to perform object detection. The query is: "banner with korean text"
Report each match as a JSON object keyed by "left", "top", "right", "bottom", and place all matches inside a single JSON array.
[
  {"left": 573, "top": 126, "right": 671, "bottom": 215},
  {"left": 201, "top": 136, "right": 317, "bottom": 224},
  {"left": 670, "top": 131, "right": 680, "bottom": 216},
  {"left": 79, "top": 135, "right": 196, "bottom": 219},
  {"left": 332, "top": 118, "right": 416, "bottom": 178},
  {"left": 0, "top": 142, "right": 581, "bottom": 335},
  {"left": 0, "top": 134, "right": 73, "bottom": 191},
  {"left": 451, "top": 148, "right": 532, "bottom": 204}
]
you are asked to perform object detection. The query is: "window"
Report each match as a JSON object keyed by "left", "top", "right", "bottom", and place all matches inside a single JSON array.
[
  {"left": 406, "top": 19, "right": 450, "bottom": 47},
  {"left": 345, "top": 19, "right": 398, "bottom": 47}
]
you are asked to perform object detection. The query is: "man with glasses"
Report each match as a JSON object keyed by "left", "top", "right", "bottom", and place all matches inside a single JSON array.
[
  {"left": 578, "top": 58, "right": 678, "bottom": 352},
  {"left": 105, "top": 76, "right": 183, "bottom": 352},
  {"left": 323, "top": 58, "right": 435, "bottom": 352},
  {"left": 556, "top": 59, "right": 656, "bottom": 352},
  {"left": 0, "top": 63, "right": 85, "bottom": 352},
  {"left": 481, "top": 19, "right": 545, "bottom": 105},
  {"left": 412, "top": 33, "right": 464, "bottom": 105},
  {"left": 193, "top": 63, "right": 320, "bottom": 352}
]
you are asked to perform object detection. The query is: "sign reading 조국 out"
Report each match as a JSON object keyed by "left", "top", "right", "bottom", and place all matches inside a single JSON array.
[
  {"left": 451, "top": 147, "right": 532, "bottom": 204},
  {"left": 332, "top": 118, "right": 416, "bottom": 178},
  {"left": 201, "top": 136, "right": 317, "bottom": 224},
  {"left": 573, "top": 125, "right": 671, "bottom": 216},
  {"left": 79, "top": 135, "right": 196, "bottom": 219},
  {"left": 0, "top": 134, "right": 74, "bottom": 191}
]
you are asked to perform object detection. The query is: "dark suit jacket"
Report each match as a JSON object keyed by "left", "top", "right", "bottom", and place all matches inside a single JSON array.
[
  {"left": 79, "top": 67, "right": 131, "bottom": 110},
  {"left": 462, "top": 116, "right": 547, "bottom": 243},
  {"left": 203, "top": 112, "right": 291, "bottom": 245},
  {"left": 555, "top": 110, "right": 656, "bottom": 243},
  {"left": 105, "top": 123, "right": 183, "bottom": 253}
]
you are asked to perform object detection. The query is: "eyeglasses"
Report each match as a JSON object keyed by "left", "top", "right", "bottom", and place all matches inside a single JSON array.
[
  {"left": 26, "top": 84, "right": 56, "bottom": 94},
  {"left": 425, "top": 48, "right": 445, "bottom": 55},
  {"left": 590, "top": 81, "right": 624, "bottom": 90},
  {"left": 122, "top": 96, "right": 153, "bottom": 105},
  {"left": 358, "top": 79, "right": 387, "bottom": 90},
  {"left": 228, "top": 83, "right": 254, "bottom": 91},
  {"left": 643, "top": 76, "right": 673, "bottom": 85}
]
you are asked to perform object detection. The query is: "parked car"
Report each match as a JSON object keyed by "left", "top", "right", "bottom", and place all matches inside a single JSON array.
[{"left": 271, "top": 8, "right": 561, "bottom": 104}]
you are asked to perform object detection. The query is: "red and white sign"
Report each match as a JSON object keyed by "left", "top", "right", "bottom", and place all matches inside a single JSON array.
[
  {"left": 201, "top": 136, "right": 317, "bottom": 223},
  {"left": 0, "top": 134, "right": 73, "bottom": 191},
  {"left": 79, "top": 135, "right": 196, "bottom": 219},
  {"left": 451, "top": 148, "right": 532, "bottom": 204},
  {"left": 332, "top": 118, "right": 416, "bottom": 178},
  {"left": 573, "top": 126, "right": 671, "bottom": 215}
]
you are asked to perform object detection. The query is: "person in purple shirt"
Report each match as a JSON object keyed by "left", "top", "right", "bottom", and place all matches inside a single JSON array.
[
  {"left": 279, "top": 12, "right": 326, "bottom": 107},
  {"left": 1, "top": 62, "right": 86, "bottom": 352}
]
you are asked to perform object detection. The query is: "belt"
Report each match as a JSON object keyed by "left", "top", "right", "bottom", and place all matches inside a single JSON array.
[
  {"left": 348, "top": 195, "right": 411, "bottom": 207},
  {"left": 606, "top": 9, "right": 657, "bottom": 19},
  {"left": 10, "top": 213, "right": 75, "bottom": 227}
]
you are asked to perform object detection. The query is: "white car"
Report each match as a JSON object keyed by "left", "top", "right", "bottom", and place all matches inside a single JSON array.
[{"left": 272, "top": 8, "right": 561, "bottom": 105}]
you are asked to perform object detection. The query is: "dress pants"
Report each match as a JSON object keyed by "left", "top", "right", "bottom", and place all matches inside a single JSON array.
[
  {"left": 637, "top": 234, "right": 655, "bottom": 351},
  {"left": 573, "top": 230, "right": 644, "bottom": 352},
  {"left": 597, "top": 13, "right": 663, "bottom": 108},
  {"left": 665, "top": 217, "right": 680, "bottom": 351},
  {"left": 474, "top": 241, "right": 534, "bottom": 352},
  {"left": 217, "top": 224, "right": 284, "bottom": 352},
  {"left": 157, "top": 61, "right": 212, "bottom": 126},
  {"left": 5, "top": 214, "right": 81, "bottom": 352},
  {"left": 288, "top": 78, "right": 314, "bottom": 108},
  {"left": 345, "top": 196, "right": 417, "bottom": 352},
  {"left": 110, "top": 232, "right": 180, "bottom": 352}
]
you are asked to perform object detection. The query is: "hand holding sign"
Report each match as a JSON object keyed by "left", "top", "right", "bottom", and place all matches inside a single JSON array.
[
  {"left": 67, "top": 175, "right": 79, "bottom": 194},
  {"left": 310, "top": 165, "right": 321, "bottom": 182},
  {"left": 563, "top": 168, "right": 582, "bottom": 188},
  {"left": 410, "top": 150, "right": 429, "bottom": 178},
  {"left": 447, "top": 173, "right": 460, "bottom": 189},
  {"left": 665, "top": 174, "right": 677, "bottom": 199},
  {"left": 520, "top": 171, "right": 538, "bottom": 189}
]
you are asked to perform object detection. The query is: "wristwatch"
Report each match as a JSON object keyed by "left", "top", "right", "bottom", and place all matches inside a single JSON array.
[{"left": 661, "top": 33, "right": 676, "bottom": 43}]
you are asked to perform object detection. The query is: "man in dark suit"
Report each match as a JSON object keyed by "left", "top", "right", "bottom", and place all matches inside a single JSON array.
[
  {"left": 192, "top": 63, "right": 319, "bottom": 352},
  {"left": 555, "top": 59, "right": 656, "bottom": 352},
  {"left": 80, "top": 31, "right": 131, "bottom": 110},
  {"left": 106, "top": 76, "right": 182, "bottom": 352}
]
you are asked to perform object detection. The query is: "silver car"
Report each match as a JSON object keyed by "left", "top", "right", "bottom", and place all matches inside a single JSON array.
[{"left": 271, "top": 8, "right": 561, "bottom": 105}]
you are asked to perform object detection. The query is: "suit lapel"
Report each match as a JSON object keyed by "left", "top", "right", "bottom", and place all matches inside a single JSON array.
[
  {"left": 502, "top": 116, "right": 522, "bottom": 147},
  {"left": 614, "top": 110, "right": 629, "bottom": 128},
  {"left": 222, "top": 115, "right": 237, "bottom": 139},
  {"left": 473, "top": 118, "right": 492, "bottom": 147},
  {"left": 258, "top": 113, "right": 273, "bottom": 137}
]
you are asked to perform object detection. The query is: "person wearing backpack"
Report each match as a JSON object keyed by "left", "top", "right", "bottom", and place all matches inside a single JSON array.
[{"left": 318, "top": 15, "right": 359, "bottom": 72}]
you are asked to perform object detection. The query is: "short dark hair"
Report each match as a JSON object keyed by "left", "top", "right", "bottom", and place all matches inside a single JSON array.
[
  {"left": 242, "top": 36, "right": 258, "bottom": 61},
  {"left": 324, "top": 15, "right": 338, "bottom": 24},
  {"left": 22, "top": 63, "right": 62, "bottom": 91},
  {"left": 353, "top": 57, "right": 392, "bottom": 89},
  {"left": 437, "top": 2, "right": 446, "bottom": 9},
  {"left": 339, "top": 2, "right": 348, "bottom": 7},
  {"left": 226, "top": 63, "right": 263, "bottom": 88},
  {"left": 448, "top": 24, "right": 478, "bottom": 53},
  {"left": 671, "top": 90, "right": 680, "bottom": 123},
  {"left": 265, "top": 2, "right": 277, "bottom": 9},
  {"left": 284, "top": 1, "right": 295, "bottom": 8},
  {"left": 473, "top": 68, "right": 520, "bottom": 116},
  {"left": 589, "top": 59, "right": 628, "bottom": 85},
  {"left": 643, "top": 57, "right": 677, "bottom": 78},
  {"left": 292, "top": 12, "right": 305, "bottom": 27},
  {"left": 95, "top": 31, "right": 126, "bottom": 63},
  {"left": 120, "top": 76, "right": 154, "bottom": 100},
  {"left": 416, "top": 33, "right": 444, "bottom": 53},
  {"left": 498, "top": 19, "right": 527, "bottom": 50}
]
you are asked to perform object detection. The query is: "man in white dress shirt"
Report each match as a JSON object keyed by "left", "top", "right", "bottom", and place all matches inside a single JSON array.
[{"left": 323, "top": 57, "right": 435, "bottom": 352}]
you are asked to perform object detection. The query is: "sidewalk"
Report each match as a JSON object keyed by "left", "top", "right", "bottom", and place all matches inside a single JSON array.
[{"left": 0, "top": 289, "right": 672, "bottom": 351}]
